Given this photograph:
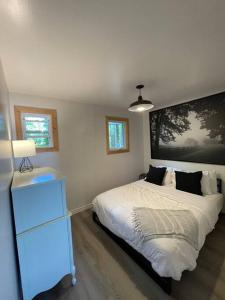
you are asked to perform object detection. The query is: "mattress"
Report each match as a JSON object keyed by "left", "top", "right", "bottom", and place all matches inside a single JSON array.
[{"left": 92, "top": 180, "right": 224, "bottom": 280}]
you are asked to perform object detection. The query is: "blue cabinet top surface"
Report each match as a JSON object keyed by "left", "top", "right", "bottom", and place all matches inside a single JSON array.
[{"left": 11, "top": 167, "right": 65, "bottom": 190}]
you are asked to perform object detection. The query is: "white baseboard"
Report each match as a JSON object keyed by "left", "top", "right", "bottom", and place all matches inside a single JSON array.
[{"left": 70, "top": 203, "right": 93, "bottom": 215}]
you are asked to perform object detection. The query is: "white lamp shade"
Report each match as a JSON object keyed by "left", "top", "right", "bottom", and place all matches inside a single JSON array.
[{"left": 12, "top": 140, "right": 36, "bottom": 158}]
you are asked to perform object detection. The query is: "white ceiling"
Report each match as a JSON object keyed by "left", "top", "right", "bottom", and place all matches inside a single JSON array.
[{"left": 1, "top": 0, "right": 225, "bottom": 108}]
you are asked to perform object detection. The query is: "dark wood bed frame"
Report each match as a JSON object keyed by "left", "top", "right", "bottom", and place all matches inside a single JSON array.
[
  {"left": 92, "top": 178, "right": 222, "bottom": 295},
  {"left": 92, "top": 212, "right": 172, "bottom": 294}
]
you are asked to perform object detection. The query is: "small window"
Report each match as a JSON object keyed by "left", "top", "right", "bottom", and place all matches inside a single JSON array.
[
  {"left": 14, "top": 106, "right": 59, "bottom": 152},
  {"left": 106, "top": 116, "right": 129, "bottom": 154}
]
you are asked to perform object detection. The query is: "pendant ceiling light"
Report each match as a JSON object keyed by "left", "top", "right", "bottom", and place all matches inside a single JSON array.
[{"left": 128, "top": 84, "right": 154, "bottom": 112}]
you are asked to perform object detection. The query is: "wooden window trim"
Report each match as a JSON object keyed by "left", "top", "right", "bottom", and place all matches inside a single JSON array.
[
  {"left": 105, "top": 116, "right": 129, "bottom": 155},
  {"left": 14, "top": 105, "right": 59, "bottom": 153}
]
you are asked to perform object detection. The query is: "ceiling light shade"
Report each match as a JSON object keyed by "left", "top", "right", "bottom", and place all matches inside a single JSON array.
[{"left": 128, "top": 84, "right": 154, "bottom": 112}]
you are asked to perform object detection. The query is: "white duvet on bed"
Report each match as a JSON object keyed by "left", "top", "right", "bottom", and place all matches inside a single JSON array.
[{"left": 92, "top": 180, "right": 223, "bottom": 280}]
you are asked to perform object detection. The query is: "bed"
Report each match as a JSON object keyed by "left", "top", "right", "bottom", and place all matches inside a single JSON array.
[{"left": 92, "top": 179, "right": 223, "bottom": 293}]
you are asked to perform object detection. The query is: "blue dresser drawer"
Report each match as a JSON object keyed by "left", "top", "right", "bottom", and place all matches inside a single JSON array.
[
  {"left": 11, "top": 168, "right": 76, "bottom": 300},
  {"left": 17, "top": 216, "right": 74, "bottom": 300},
  {"left": 12, "top": 179, "right": 67, "bottom": 234}
]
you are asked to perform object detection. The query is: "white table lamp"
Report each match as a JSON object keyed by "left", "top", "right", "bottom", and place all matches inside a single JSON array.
[{"left": 12, "top": 140, "right": 36, "bottom": 173}]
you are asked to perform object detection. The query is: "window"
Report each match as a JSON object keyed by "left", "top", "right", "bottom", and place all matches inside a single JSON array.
[
  {"left": 106, "top": 116, "right": 129, "bottom": 154},
  {"left": 14, "top": 106, "right": 59, "bottom": 152}
]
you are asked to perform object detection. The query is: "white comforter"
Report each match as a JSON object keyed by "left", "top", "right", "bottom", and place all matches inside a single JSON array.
[{"left": 93, "top": 180, "right": 224, "bottom": 280}]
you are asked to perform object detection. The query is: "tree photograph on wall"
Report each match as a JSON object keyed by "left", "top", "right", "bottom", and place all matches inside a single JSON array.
[{"left": 150, "top": 92, "right": 225, "bottom": 165}]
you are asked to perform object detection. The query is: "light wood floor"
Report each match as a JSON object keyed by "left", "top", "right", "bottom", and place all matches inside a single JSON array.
[{"left": 35, "top": 210, "right": 225, "bottom": 300}]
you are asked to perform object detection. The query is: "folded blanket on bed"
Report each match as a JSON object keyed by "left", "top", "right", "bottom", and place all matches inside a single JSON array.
[{"left": 132, "top": 207, "right": 199, "bottom": 250}]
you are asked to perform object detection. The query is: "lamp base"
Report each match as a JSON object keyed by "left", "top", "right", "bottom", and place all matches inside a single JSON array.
[{"left": 19, "top": 157, "right": 34, "bottom": 173}]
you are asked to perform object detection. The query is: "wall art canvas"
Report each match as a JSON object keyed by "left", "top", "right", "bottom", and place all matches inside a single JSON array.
[{"left": 150, "top": 92, "right": 225, "bottom": 165}]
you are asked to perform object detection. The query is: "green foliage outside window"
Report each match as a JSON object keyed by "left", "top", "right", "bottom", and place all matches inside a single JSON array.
[
  {"left": 108, "top": 121, "right": 126, "bottom": 150},
  {"left": 23, "top": 115, "right": 52, "bottom": 148}
]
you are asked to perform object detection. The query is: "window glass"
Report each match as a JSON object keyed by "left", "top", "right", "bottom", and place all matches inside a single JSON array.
[
  {"left": 106, "top": 117, "right": 129, "bottom": 154},
  {"left": 22, "top": 113, "right": 53, "bottom": 148},
  {"left": 108, "top": 121, "right": 126, "bottom": 150}
]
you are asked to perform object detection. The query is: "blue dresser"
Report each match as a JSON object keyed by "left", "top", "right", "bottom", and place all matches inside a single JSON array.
[{"left": 11, "top": 167, "right": 76, "bottom": 300}]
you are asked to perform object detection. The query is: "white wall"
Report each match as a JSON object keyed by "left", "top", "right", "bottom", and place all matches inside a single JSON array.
[
  {"left": 0, "top": 63, "right": 20, "bottom": 299},
  {"left": 143, "top": 112, "right": 225, "bottom": 196},
  {"left": 9, "top": 93, "right": 144, "bottom": 211}
]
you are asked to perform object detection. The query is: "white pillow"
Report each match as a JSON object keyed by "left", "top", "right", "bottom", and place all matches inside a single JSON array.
[
  {"left": 158, "top": 165, "right": 174, "bottom": 185},
  {"left": 171, "top": 169, "right": 217, "bottom": 195},
  {"left": 170, "top": 168, "right": 181, "bottom": 187},
  {"left": 201, "top": 171, "right": 217, "bottom": 195},
  {"left": 157, "top": 166, "right": 217, "bottom": 195},
  {"left": 162, "top": 170, "right": 172, "bottom": 185}
]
